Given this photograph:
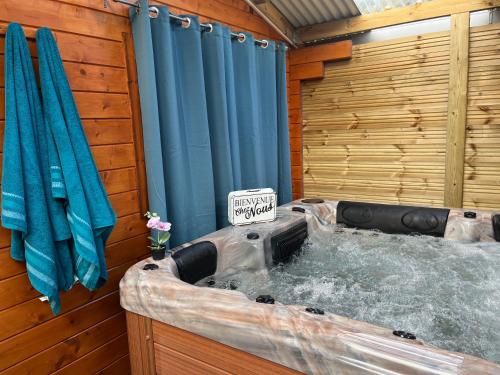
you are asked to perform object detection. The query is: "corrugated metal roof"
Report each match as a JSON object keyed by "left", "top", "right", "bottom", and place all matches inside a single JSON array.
[
  {"left": 264, "top": 0, "right": 433, "bottom": 28},
  {"left": 353, "top": 0, "right": 433, "bottom": 14},
  {"left": 270, "top": 0, "right": 361, "bottom": 28}
]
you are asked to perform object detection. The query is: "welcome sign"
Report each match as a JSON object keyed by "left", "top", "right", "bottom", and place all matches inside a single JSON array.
[{"left": 228, "top": 188, "right": 277, "bottom": 225}]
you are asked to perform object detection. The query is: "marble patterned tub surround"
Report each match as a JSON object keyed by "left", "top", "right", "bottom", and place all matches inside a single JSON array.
[
  {"left": 444, "top": 209, "right": 495, "bottom": 242},
  {"left": 285, "top": 199, "right": 497, "bottom": 242},
  {"left": 120, "top": 201, "right": 500, "bottom": 374},
  {"left": 284, "top": 200, "right": 339, "bottom": 227}
]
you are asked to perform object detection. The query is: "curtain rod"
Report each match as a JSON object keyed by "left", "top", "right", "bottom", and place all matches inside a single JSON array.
[
  {"left": 241, "top": 0, "right": 296, "bottom": 48},
  {"left": 111, "top": 0, "right": 276, "bottom": 49}
]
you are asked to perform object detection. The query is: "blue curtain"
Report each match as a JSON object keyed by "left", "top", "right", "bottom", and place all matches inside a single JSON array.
[{"left": 130, "top": 1, "right": 291, "bottom": 246}]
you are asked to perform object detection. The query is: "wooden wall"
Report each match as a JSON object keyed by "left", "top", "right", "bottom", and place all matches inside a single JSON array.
[
  {"left": 0, "top": 1, "right": 280, "bottom": 374},
  {"left": 301, "top": 21, "right": 500, "bottom": 210},
  {"left": 302, "top": 31, "right": 450, "bottom": 206},
  {"left": 463, "top": 23, "right": 500, "bottom": 210},
  {"left": 288, "top": 41, "right": 353, "bottom": 200}
]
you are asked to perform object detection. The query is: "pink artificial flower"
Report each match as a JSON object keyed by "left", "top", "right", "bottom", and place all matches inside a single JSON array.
[
  {"left": 146, "top": 217, "right": 160, "bottom": 229},
  {"left": 156, "top": 221, "right": 172, "bottom": 232}
]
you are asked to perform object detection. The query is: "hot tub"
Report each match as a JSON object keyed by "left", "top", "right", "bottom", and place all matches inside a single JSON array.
[{"left": 120, "top": 199, "right": 500, "bottom": 374}]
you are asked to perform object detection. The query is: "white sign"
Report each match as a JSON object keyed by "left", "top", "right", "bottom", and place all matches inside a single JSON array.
[{"left": 228, "top": 188, "right": 277, "bottom": 226}]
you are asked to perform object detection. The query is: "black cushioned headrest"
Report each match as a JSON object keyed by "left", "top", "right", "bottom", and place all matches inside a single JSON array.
[
  {"left": 172, "top": 241, "right": 217, "bottom": 284},
  {"left": 337, "top": 201, "right": 449, "bottom": 237},
  {"left": 271, "top": 220, "right": 308, "bottom": 264},
  {"left": 493, "top": 215, "right": 500, "bottom": 242}
]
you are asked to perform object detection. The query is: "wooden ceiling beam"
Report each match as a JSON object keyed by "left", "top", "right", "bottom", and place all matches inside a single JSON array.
[
  {"left": 252, "top": 0, "right": 297, "bottom": 44},
  {"left": 298, "top": 0, "right": 500, "bottom": 43}
]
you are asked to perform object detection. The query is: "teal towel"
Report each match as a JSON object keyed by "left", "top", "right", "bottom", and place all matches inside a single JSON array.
[
  {"left": 36, "top": 28, "right": 116, "bottom": 290},
  {"left": 1, "top": 23, "right": 71, "bottom": 314}
]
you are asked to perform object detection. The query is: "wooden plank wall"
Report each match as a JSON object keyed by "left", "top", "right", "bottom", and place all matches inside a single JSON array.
[
  {"left": 0, "top": 1, "right": 280, "bottom": 374},
  {"left": 301, "top": 22, "right": 500, "bottom": 210},
  {"left": 302, "top": 31, "right": 451, "bottom": 206},
  {"left": 463, "top": 23, "right": 500, "bottom": 210},
  {"left": 288, "top": 41, "right": 353, "bottom": 199}
]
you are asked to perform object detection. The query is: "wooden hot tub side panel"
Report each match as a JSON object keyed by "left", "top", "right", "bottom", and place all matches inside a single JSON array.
[{"left": 126, "top": 311, "right": 303, "bottom": 375}]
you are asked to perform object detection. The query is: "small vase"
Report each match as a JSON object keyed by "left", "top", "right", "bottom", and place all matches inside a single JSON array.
[{"left": 151, "top": 245, "right": 166, "bottom": 261}]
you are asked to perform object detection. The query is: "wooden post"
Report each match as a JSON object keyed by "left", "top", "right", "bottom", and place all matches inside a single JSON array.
[
  {"left": 444, "top": 12, "right": 469, "bottom": 208},
  {"left": 126, "top": 311, "right": 156, "bottom": 375},
  {"left": 122, "top": 32, "right": 149, "bottom": 214}
]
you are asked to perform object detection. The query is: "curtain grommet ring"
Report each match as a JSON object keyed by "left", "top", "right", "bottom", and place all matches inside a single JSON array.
[
  {"left": 181, "top": 17, "right": 191, "bottom": 29},
  {"left": 149, "top": 6, "right": 159, "bottom": 19},
  {"left": 237, "top": 33, "right": 246, "bottom": 43},
  {"left": 202, "top": 23, "right": 213, "bottom": 33},
  {"left": 260, "top": 39, "right": 269, "bottom": 48}
]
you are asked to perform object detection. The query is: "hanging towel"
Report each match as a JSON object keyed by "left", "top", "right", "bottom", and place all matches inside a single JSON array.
[
  {"left": 36, "top": 28, "right": 116, "bottom": 290},
  {"left": 1, "top": 23, "right": 70, "bottom": 314}
]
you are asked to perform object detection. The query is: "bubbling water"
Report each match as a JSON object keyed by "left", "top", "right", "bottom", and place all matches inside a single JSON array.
[{"left": 207, "top": 226, "right": 500, "bottom": 363}]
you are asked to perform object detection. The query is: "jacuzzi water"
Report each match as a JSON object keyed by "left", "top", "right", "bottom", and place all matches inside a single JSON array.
[{"left": 208, "top": 226, "right": 500, "bottom": 363}]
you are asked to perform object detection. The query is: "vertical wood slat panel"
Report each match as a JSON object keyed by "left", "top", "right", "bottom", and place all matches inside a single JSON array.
[
  {"left": 287, "top": 53, "right": 303, "bottom": 201},
  {"left": 444, "top": 12, "right": 470, "bottom": 207},
  {"left": 302, "top": 32, "right": 450, "bottom": 206},
  {"left": 126, "top": 312, "right": 156, "bottom": 375},
  {"left": 122, "top": 31, "right": 149, "bottom": 214}
]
